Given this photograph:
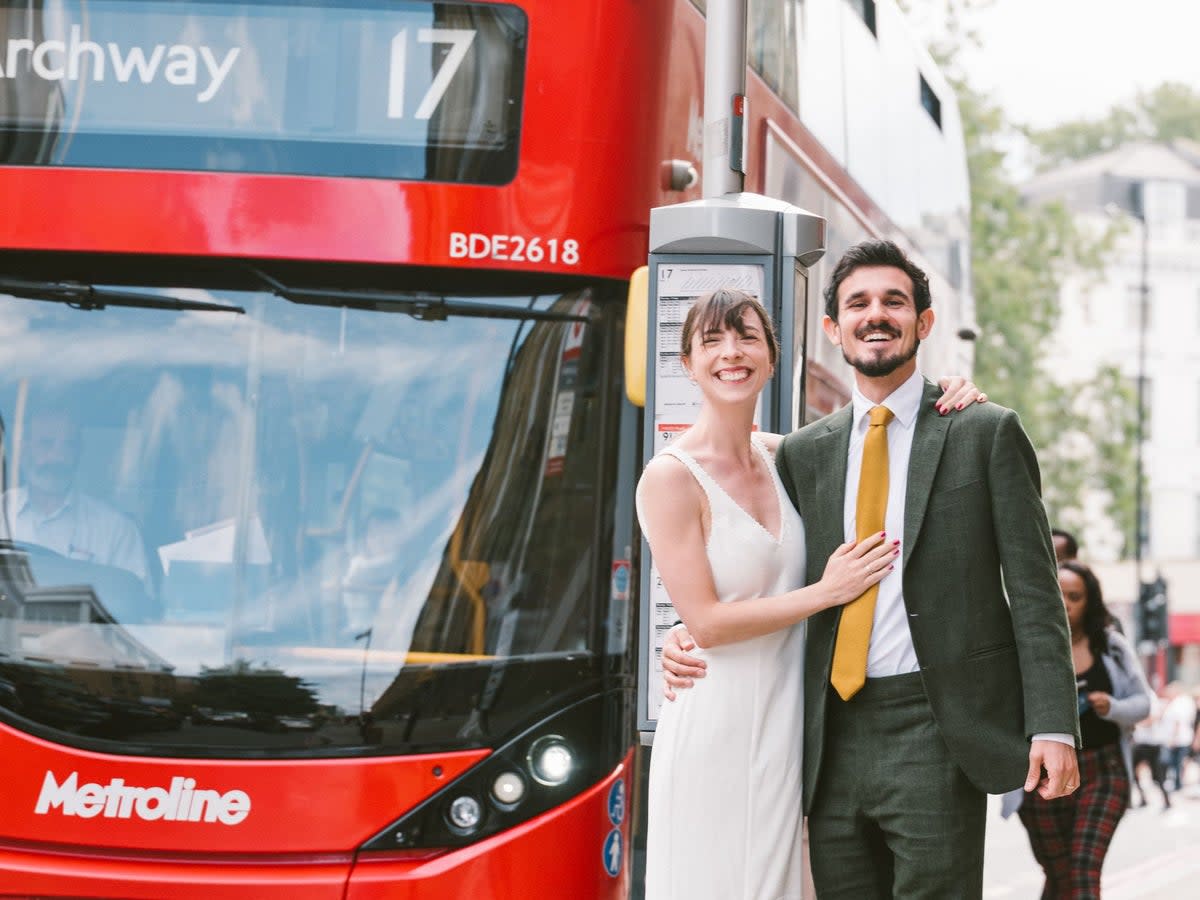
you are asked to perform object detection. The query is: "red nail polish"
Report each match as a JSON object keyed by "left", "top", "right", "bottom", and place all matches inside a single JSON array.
[{"left": 956, "top": 403, "right": 964, "bottom": 410}]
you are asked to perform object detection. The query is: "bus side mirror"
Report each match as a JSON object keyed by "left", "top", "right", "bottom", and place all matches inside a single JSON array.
[{"left": 624, "top": 266, "right": 648, "bottom": 408}]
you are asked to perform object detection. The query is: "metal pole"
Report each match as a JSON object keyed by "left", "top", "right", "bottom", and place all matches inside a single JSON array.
[
  {"left": 1109, "top": 186, "right": 1151, "bottom": 644},
  {"left": 1134, "top": 211, "right": 1148, "bottom": 592},
  {"left": 703, "top": 0, "right": 747, "bottom": 197}
]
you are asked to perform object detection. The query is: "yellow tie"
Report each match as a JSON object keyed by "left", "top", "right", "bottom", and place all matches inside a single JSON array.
[{"left": 830, "top": 405, "right": 894, "bottom": 701}]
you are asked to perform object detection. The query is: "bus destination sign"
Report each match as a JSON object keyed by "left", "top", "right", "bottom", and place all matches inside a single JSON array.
[{"left": 0, "top": 1, "right": 526, "bottom": 182}]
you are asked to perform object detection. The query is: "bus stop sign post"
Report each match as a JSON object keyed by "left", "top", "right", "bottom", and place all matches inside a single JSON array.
[{"left": 637, "top": 193, "right": 824, "bottom": 736}]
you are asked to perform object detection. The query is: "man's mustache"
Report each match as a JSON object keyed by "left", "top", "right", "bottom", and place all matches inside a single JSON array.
[{"left": 854, "top": 323, "right": 902, "bottom": 340}]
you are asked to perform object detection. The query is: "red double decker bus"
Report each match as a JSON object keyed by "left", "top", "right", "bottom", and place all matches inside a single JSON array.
[{"left": 0, "top": 1, "right": 972, "bottom": 897}]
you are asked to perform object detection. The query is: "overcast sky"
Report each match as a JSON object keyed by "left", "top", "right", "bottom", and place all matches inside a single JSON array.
[{"left": 911, "top": 0, "right": 1200, "bottom": 127}]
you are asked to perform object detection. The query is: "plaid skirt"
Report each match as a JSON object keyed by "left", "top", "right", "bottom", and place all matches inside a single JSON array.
[{"left": 1017, "top": 741, "right": 1129, "bottom": 899}]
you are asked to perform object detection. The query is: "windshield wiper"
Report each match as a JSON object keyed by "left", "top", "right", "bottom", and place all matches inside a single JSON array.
[
  {"left": 0, "top": 276, "right": 245, "bottom": 314},
  {"left": 251, "top": 268, "right": 590, "bottom": 323}
]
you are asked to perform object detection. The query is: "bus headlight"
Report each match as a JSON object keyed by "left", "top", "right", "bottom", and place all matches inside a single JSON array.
[
  {"left": 527, "top": 735, "right": 573, "bottom": 786},
  {"left": 491, "top": 771, "right": 526, "bottom": 807},
  {"left": 360, "top": 693, "right": 614, "bottom": 852},
  {"left": 446, "top": 795, "right": 483, "bottom": 833}
]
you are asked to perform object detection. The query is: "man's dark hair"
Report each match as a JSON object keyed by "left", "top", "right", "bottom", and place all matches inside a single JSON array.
[
  {"left": 823, "top": 239, "right": 932, "bottom": 319},
  {"left": 1051, "top": 528, "right": 1079, "bottom": 560}
]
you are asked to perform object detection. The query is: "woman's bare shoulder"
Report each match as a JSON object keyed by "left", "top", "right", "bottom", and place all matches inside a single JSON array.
[
  {"left": 637, "top": 453, "right": 705, "bottom": 537},
  {"left": 638, "top": 451, "right": 697, "bottom": 497}
]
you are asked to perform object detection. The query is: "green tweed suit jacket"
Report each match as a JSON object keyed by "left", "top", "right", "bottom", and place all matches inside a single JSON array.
[{"left": 776, "top": 380, "right": 1080, "bottom": 812}]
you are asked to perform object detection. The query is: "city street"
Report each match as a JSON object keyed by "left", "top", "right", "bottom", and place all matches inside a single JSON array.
[{"left": 984, "top": 778, "right": 1200, "bottom": 898}]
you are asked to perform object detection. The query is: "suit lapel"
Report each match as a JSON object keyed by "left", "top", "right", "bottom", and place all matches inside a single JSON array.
[
  {"left": 903, "top": 383, "right": 950, "bottom": 565},
  {"left": 810, "top": 407, "right": 852, "bottom": 555}
]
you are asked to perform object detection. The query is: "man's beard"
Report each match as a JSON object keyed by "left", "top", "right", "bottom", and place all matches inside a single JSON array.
[{"left": 843, "top": 336, "right": 920, "bottom": 377}]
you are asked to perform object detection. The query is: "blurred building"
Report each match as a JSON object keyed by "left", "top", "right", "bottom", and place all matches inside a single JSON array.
[{"left": 1022, "top": 140, "right": 1200, "bottom": 684}]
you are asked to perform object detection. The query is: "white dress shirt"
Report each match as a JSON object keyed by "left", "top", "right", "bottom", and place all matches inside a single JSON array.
[
  {"left": 843, "top": 371, "right": 1072, "bottom": 746},
  {"left": 843, "top": 369, "right": 923, "bottom": 677}
]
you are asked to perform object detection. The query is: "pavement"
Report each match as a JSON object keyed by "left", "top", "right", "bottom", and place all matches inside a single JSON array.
[{"left": 983, "top": 770, "right": 1200, "bottom": 898}]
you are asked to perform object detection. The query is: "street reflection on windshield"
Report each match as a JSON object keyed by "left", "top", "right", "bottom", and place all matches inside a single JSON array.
[{"left": 0, "top": 286, "right": 613, "bottom": 752}]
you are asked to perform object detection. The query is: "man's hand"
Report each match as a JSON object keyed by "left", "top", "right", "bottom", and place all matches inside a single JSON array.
[
  {"left": 1025, "top": 739, "right": 1080, "bottom": 799},
  {"left": 660, "top": 625, "right": 706, "bottom": 701}
]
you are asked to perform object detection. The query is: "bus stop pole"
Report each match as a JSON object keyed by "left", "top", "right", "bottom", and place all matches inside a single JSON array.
[{"left": 703, "top": 0, "right": 747, "bottom": 198}]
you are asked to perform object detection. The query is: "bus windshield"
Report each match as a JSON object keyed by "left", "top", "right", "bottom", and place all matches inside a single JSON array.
[{"left": 0, "top": 277, "right": 618, "bottom": 757}]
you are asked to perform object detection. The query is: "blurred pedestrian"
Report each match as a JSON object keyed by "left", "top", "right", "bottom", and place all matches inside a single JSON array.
[
  {"left": 1159, "top": 682, "right": 1195, "bottom": 792},
  {"left": 1049, "top": 526, "right": 1128, "bottom": 639},
  {"left": 1051, "top": 528, "right": 1080, "bottom": 564},
  {"left": 1003, "top": 560, "right": 1152, "bottom": 898},
  {"left": 1131, "top": 696, "right": 1171, "bottom": 809},
  {"left": 1189, "top": 686, "right": 1200, "bottom": 789}
]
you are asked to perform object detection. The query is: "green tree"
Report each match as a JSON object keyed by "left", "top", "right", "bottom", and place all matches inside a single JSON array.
[
  {"left": 959, "top": 80, "right": 1129, "bottom": 547},
  {"left": 1027, "top": 82, "right": 1200, "bottom": 170},
  {"left": 900, "top": 0, "right": 1137, "bottom": 555},
  {"left": 1033, "top": 367, "right": 1139, "bottom": 554},
  {"left": 1023, "top": 108, "right": 1140, "bottom": 171},
  {"left": 192, "top": 660, "right": 320, "bottom": 719},
  {"left": 1135, "top": 82, "right": 1200, "bottom": 141}
]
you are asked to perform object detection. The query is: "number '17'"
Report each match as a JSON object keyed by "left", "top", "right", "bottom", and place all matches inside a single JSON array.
[{"left": 388, "top": 28, "right": 476, "bottom": 120}]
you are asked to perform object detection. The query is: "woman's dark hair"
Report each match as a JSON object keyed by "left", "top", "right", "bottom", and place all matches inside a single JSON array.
[
  {"left": 1059, "top": 560, "right": 1115, "bottom": 661},
  {"left": 680, "top": 288, "right": 779, "bottom": 366},
  {"left": 822, "top": 239, "right": 932, "bottom": 320}
]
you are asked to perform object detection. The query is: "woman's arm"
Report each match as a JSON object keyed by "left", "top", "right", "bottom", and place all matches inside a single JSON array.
[
  {"left": 756, "top": 375, "right": 984, "bottom": 453},
  {"left": 637, "top": 456, "right": 897, "bottom": 648},
  {"left": 1100, "top": 630, "right": 1153, "bottom": 728}
]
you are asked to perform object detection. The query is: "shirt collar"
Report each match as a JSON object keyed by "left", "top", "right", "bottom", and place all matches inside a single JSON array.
[{"left": 851, "top": 368, "right": 925, "bottom": 430}]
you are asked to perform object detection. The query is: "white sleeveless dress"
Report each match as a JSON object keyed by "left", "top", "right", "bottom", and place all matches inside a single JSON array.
[{"left": 640, "top": 436, "right": 807, "bottom": 900}]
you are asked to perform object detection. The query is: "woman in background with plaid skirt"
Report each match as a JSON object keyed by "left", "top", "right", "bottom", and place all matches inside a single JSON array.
[{"left": 1003, "top": 560, "right": 1153, "bottom": 898}]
